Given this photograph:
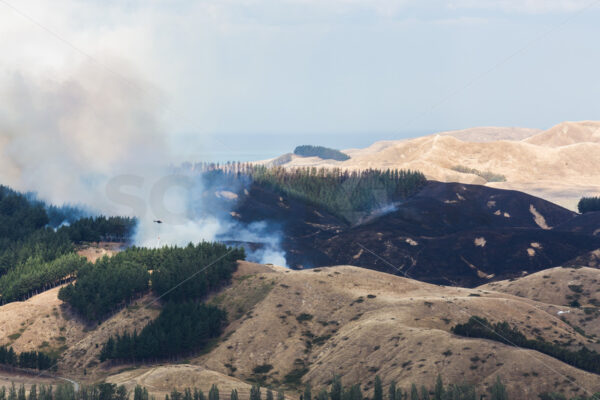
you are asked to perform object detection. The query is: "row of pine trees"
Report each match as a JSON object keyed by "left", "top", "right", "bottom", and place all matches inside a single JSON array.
[
  {"left": 3, "top": 375, "right": 596, "bottom": 400},
  {"left": 0, "top": 184, "right": 136, "bottom": 305},
  {"left": 58, "top": 242, "right": 244, "bottom": 323},
  {"left": 180, "top": 163, "right": 427, "bottom": 223},
  {"left": 578, "top": 197, "right": 600, "bottom": 214},
  {"left": 0, "top": 373, "right": 598, "bottom": 400}
]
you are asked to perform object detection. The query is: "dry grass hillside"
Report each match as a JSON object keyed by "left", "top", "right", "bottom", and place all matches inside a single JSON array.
[
  {"left": 194, "top": 264, "right": 600, "bottom": 399},
  {"left": 107, "top": 365, "right": 254, "bottom": 400},
  {"left": 263, "top": 121, "right": 600, "bottom": 210},
  {"left": 3, "top": 261, "right": 600, "bottom": 399},
  {"left": 437, "top": 126, "right": 541, "bottom": 142},
  {"left": 479, "top": 266, "right": 600, "bottom": 347},
  {"left": 479, "top": 267, "right": 600, "bottom": 307}
]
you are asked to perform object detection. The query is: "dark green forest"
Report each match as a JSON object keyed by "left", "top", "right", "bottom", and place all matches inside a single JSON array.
[
  {"left": 149, "top": 242, "right": 243, "bottom": 302},
  {"left": 452, "top": 316, "right": 600, "bottom": 375},
  {"left": 0, "top": 185, "right": 137, "bottom": 304},
  {"left": 578, "top": 197, "right": 600, "bottom": 214},
  {"left": 59, "top": 216, "right": 136, "bottom": 243},
  {"left": 252, "top": 166, "right": 426, "bottom": 222},
  {"left": 293, "top": 145, "right": 351, "bottom": 161},
  {"left": 0, "top": 345, "right": 55, "bottom": 370},
  {"left": 58, "top": 256, "right": 150, "bottom": 321},
  {"left": 189, "top": 163, "right": 427, "bottom": 223},
  {"left": 0, "top": 253, "right": 88, "bottom": 303},
  {"left": 100, "top": 302, "right": 226, "bottom": 362},
  {"left": 58, "top": 242, "right": 243, "bottom": 322},
  {"left": 94, "top": 243, "right": 243, "bottom": 362}
]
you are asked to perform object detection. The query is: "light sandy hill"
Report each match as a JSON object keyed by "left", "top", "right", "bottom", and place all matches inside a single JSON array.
[
  {"left": 107, "top": 365, "right": 254, "bottom": 400},
  {"left": 437, "top": 126, "right": 541, "bottom": 142},
  {"left": 525, "top": 121, "right": 600, "bottom": 147},
  {"left": 479, "top": 267, "right": 600, "bottom": 307},
  {"left": 266, "top": 121, "right": 600, "bottom": 210},
  {"left": 5, "top": 261, "right": 600, "bottom": 398},
  {"left": 194, "top": 265, "right": 600, "bottom": 398},
  {"left": 58, "top": 293, "right": 160, "bottom": 381},
  {"left": 0, "top": 286, "right": 85, "bottom": 355},
  {"left": 0, "top": 283, "right": 159, "bottom": 382},
  {"left": 479, "top": 266, "right": 600, "bottom": 344}
]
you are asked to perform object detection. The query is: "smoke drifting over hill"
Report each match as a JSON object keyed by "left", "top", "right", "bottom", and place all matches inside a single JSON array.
[
  {"left": 0, "top": 61, "right": 287, "bottom": 265},
  {"left": 0, "top": 61, "right": 168, "bottom": 211}
]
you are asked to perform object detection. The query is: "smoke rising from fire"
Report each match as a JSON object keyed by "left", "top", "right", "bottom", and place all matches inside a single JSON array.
[{"left": 0, "top": 61, "right": 287, "bottom": 266}]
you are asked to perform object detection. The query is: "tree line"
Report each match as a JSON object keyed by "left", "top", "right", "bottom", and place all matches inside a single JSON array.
[
  {"left": 578, "top": 197, "right": 600, "bottom": 214},
  {"left": 100, "top": 301, "right": 226, "bottom": 362},
  {"left": 0, "top": 374, "right": 597, "bottom": 400},
  {"left": 452, "top": 316, "right": 600, "bottom": 375},
  {"left": 0, "top": 253, "right": 87, "bottom": 304},
  {"left": 58, "top": 216, "right": 137, "bottom": 243},
  {"left": 96, "top": 242, "right": 243, "bottom": 362},
  {"left": 0, "top": 345, "right": 55, "bottom": 371},
  {"left": 58, "top": 242, "right": 243, "bottom": 323},
  {"left": 0, "top": 184, "right": 137, "bottom": 305},
  {"left": 183, "top": 163, "right": 427, "bottom": 223},
  {"left": 0, "top": 383, "right": 128, "bottom": 400},
  {"left": 58, "top": 256, "right": 150, "bottom": 321},
  {"left": 252, "top": 166, "right": 427, "bottom": 222}
]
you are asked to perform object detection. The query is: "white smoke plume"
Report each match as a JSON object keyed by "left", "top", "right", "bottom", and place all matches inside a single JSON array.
[
  {"left": 0, "top": 60, "right": 288, "bottom": 266},
  {"left": 0, "top": 60, "right": 169, "bottom": 213}
]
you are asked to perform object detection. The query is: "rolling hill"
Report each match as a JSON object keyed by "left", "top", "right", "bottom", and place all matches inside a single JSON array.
[
  {"left": 262, "top": 121, "right": 600, "bottom": 210},
  {"left": 4, "top": 260, "right": 600, "bottom": 399},
  {"left": 233, "top": 180, "right": 600, "bottom": 286}
]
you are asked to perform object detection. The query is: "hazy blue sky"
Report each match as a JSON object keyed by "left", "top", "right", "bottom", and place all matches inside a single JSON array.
[{"left": 1, "top": 0, "right": 599, "bottom": 160}]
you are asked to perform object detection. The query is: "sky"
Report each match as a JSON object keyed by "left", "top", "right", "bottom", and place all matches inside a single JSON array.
[{"left": 0, "top": 0, "right": 599, "bottom": 161}]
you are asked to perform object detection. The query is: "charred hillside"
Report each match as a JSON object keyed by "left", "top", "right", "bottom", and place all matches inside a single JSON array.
[{"left": 234, "top": 181, "right": 600, "bottom": 286}]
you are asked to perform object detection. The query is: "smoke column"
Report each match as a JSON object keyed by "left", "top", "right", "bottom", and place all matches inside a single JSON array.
[{"left": 0, "top": 61, "right": 288, "bottom": 266}]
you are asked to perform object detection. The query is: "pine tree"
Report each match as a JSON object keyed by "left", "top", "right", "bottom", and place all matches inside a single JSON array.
[
  {"left": 134, "top": 386, "right": 145, "bottom": 400},
  {"left": 330, "top": 376, "right": 342, "bottom": 400},
  {"left": 116, "top": 386, "right": 128, "bottom": 400},
  {"left": 276, "top": 390, "right": 284, "bottom": 400},
  {"left": 250, "top": 385, "right": 261, "bottom": 400},
  {"left": 266, "top": 389, "right": 273, "bottom": 400},
  {"left": 317, "top": 389, "right": 328, "bottom": 400},
  {"left": 208, "top": 385, "right": 219, "bottom": 400},
  {"left": 395, "top": 389, "right": 404, "bottom": 400},
  {"left": 373, "top": 376, "right": 382, "bottom": 400},
  {"left": 17, "top": 386, "right": 25, "bottom": 400},
  {"left": 434, "top": 375, "right": 444, "bottom": 400},
  {"left": 28, "top": 386, "right": 36, "bottom": 400},
  {"left": 420, "top": 386, "right": 429, "bottom": 400},
  {"left": 8, "top": 386, "right": 17, "bottom": 400},
  {"left": 348, "top": 385, "right": 361, "bottom": 400},
  {"left": 490, "top": 377, "right": 508, "bottom": 400},
  {"left": 170, "top": 390, "right": 182, "bottom": 400},
  {"left": 194, "top": 388, "right": 205, "bottom": 400},
  {"left": 230, "top": 390, "right": 238, "bottom": 400},
  {"left": 410, "top": 384, "right": 418, "bottom": 400},
  {"left": 304, "top": 384, "right": 311, "bottom": 400},
  {"left": 388, "top": 381, "right": 396, "bottom": 400}
]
